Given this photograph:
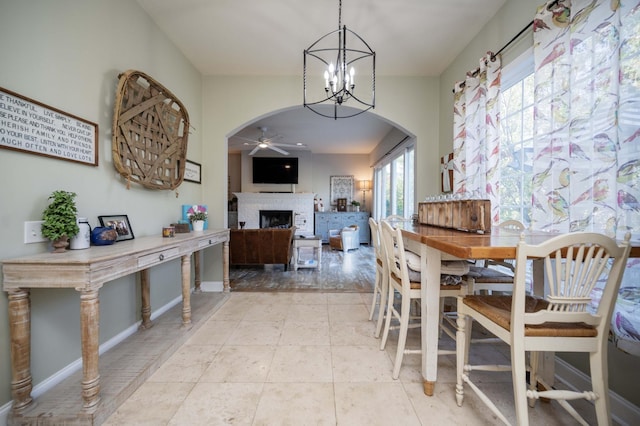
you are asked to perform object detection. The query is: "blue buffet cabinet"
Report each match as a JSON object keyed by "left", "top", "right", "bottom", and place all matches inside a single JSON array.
[{"left": 314, "top": 211, "right": 370, "bottom": 244}]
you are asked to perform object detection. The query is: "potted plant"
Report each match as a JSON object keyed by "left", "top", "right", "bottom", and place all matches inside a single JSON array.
[
  {"left": 187, "top": 205, "right": 208, "bottom": 231},
  {"left": 41, "top": 190, "right": 80, "bottom": 252},
  {"left": 351, "top": 200, "right": 361, "bottom": 212}
]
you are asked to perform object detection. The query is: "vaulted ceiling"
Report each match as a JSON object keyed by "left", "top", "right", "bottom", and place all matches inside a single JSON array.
[{"left": 137, "top": 0, "right": 506, "bottom": 154}]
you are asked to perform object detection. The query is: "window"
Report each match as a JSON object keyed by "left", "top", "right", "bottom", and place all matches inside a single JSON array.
[
  {"left": 373, "top": 143, "right": 414, "bottom": 219},
  {"left": 498, "top": 50, "right": 534, "bottom": 226}
]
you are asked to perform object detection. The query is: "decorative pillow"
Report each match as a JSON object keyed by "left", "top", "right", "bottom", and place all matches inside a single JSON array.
[
  {"left": 399, "top": 248, "right": 470, "bottom": 275},
  {"left": 441, "top": 261, "right": 470, "bottom": 275},
  {"left": 403, "top": 250, "right": 422, "bottom": 271}
]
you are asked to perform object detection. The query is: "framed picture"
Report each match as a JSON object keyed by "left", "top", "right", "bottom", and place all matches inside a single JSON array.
[
  {"left": 184, "top": 160, "right": 201, "bottom": 184},
  {"left": 98, "top": 214, "right": 135, "bottom": 241},
  {"left": 330, "top": 175, "right": 354, "bottom": 206}
]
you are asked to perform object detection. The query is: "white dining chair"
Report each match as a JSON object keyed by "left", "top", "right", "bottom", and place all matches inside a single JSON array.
[
  {"left": 455, "top": 232, "right": 632, "bottom": 426},
  {"left": 368, "top": 218, "right": 389, "bottom": 338},
  {"left": 379, "top": 220, "right": 468, "bottom": 379},
  {"left": 464, "top": 220, "right": 525, "bottom": 295}
]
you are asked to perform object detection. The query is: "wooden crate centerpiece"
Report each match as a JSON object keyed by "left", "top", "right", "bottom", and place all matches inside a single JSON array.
[{"left": 418, "top": 199, "right": 491, "bottom": 233}]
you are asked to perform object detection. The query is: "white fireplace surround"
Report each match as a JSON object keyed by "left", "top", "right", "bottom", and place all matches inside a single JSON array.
[{"left": 234, "top": 192, "right": 315, "bottom": 235}]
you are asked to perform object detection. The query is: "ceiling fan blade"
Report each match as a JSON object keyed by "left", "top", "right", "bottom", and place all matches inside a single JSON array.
[
  {"left": 269, "top": 145, "right": 290, "bottom": 155},
  {"left": 236, "top": 136, "right": 260, "bottom": 143},
  {"left": 272, "top": 142, "right": 306, "bottom": 149},
  {"left": 249, "top": 146, "right": 261, "bottom": 156}
]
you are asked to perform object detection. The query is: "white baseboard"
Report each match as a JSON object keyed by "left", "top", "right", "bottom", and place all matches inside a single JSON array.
[
  {"left": 555, "top": 357, "right": 640, "bottom": 425},
  {"left": 0, "top": 400, "right": 11, "bottom": 426},
  {"left": 199, "top": 280, "right": 224, "bottom": 292},
  {"left": 0, "top": 295, "right": 183, "bottom": 425}
]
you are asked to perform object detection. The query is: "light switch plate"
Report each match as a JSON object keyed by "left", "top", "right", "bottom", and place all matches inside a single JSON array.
[{"left": 24, "top": 221, "right": 47, "bottom": 244}]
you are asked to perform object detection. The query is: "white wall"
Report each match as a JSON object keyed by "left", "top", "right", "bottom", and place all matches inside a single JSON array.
[{"left": 0, "top": 0, "right": 204, "bottom": 408}]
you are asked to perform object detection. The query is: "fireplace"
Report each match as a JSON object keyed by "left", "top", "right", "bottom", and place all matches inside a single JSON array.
[
  {"left": 260, "top": 210, "right": 293, "bottom": 229},
  {"left": 235, "top": 193, "right": 314, "bottom": 234}
]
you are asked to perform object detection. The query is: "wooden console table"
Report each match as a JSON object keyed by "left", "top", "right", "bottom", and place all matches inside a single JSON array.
[{"left": 2, "top": 228, "right": 230, "bottom": 413}]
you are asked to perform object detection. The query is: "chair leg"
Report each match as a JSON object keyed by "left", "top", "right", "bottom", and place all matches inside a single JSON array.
[
  {"left": 380, "top": 286, "right": 395, "bottom": 350},
  {"left": 369, "top": 268, "right": 380, "bottom": 321},
  {"left": 590, "top": 349, "right": 612, "bottom": 426},
  {"left": 511, "top": 342, "right": 530, "bottom": 426},
  {"left": 392, "top": 294, "right": 411, "bottom": 379},
  {"left": 455, "top": 309, "right": 468, "bottom": 407},
  {"left": 528, "top": 351, "right": 539, "bottom": 408},
  {"left": 374, "top": 273, "right": 388, "bottom": 338}
]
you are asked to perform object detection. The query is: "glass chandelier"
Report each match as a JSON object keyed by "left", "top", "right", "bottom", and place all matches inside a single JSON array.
[{"left": 303, "top": 0, "right": 375, "bottom": 119}]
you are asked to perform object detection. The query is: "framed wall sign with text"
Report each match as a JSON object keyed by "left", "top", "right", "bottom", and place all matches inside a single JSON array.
[
  {"left": 184, "top": 160, "right": 201, "bottom": 184},
  {"left": 0, "top": 86, "right": 98, "bottom": 166}
]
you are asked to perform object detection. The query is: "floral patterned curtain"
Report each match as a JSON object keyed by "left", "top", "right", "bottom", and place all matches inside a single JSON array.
[
  {"left": 452, "top": 53, "right": 502, "bottom": 224},
  {"left": 532, "top": 0, "right": 640, "bottom": 354}
]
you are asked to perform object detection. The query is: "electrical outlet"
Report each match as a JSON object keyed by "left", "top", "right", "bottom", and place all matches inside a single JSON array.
[{"left": 24, "top": 221, "right": 47, "bottom": 244}]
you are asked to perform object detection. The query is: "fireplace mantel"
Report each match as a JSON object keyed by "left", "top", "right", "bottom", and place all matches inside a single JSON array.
[{"left": 234, "top": 192, "right": 315, "bottom": 235}]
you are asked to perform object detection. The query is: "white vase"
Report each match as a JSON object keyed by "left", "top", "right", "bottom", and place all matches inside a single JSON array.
[{"left": 192, "top": 220, "right": 204, "bottom": 231}]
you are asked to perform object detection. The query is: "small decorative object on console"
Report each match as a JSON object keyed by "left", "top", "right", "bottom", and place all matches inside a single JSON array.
[
  {"left": 41, "top": 190, "right": 80, "bottom": 253},
  {"left": 187, "top": 205, "right": 207, "bottom": 232},
  {"left": 182, "top": 204, "right": 208, "bottom": 230},
  {"left": 171, "top": 223, "right": 190, "bottom": 233},
  {"left": 98, "top": 214, "right": 135, "bottom": 241},
  {"left": 162, "top": 226, "right": 175, "bottom": 238},
  {"left": 90, "top": 227, "right": 118, "bottom": 245}
]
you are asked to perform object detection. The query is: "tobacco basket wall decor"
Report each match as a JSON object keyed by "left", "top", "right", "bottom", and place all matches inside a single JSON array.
[{"left": 112, "top": 70, "right": 190, "bottom": 190}]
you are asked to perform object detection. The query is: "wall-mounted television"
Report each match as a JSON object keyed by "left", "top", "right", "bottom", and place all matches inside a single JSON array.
[{"left": 252, "top": 157, "right": 299, "bottom": 184}]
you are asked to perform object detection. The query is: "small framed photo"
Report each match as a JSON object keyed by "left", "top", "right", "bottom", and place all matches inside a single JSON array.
[
  {"left": 98, "top": 214, "right": 135, "bottom": 241},
  {"left": 184, "top": 159, "right": 201, "bottom": 184}
]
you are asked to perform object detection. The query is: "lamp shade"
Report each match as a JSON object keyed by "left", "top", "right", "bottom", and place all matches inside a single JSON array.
[{"left": 358, "top": 180, "right": 371, "bottom": 191}]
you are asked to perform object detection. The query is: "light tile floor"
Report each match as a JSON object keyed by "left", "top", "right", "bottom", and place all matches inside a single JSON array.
[{"left": 104, "top": 291, "right": 598, "bottom": 425}]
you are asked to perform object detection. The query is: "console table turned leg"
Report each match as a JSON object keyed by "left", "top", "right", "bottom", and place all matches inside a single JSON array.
[
  {"left": 80, "top": 289, "right": 101, "bottom": 409},
  {"left": 181, "top": 254, "right": 192, "bottom": 326},
  {"left": 8, "top": 289, "right": 33, "bottom": 412},
  {"left": 193, "top": 251, "right": 202, "bottom": 293},
  {"left": 139, "top": 269, "right": 153, "bottom": 330},
  {"left": 223, "top": 240, "right": 230, "bottom": 292}
]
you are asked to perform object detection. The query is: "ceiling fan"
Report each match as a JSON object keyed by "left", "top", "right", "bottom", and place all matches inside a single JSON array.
[{"left": 236, "top": 126, "right": 303, "bottom": 156}]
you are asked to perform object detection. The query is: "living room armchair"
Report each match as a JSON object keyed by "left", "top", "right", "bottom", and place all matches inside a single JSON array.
[{"left": 329, "top": 225, "right": 360, "bottom": 251}]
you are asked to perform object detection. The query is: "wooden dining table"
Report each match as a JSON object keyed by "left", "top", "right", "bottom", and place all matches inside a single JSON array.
[{"left": 398, "top": 223, "right": 640, "bottom": 397}]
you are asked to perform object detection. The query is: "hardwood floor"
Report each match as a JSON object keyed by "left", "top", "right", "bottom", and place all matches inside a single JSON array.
[{"left": 230, "top": 244, "right": 375, "bottom": 292}]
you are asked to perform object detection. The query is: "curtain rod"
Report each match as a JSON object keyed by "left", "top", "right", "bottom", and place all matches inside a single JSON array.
[
  {"left": 371, "top": 135, "right": 410, "bottom": 168},
  {"left": 452, "top": 19, "right": 534, "bottom": 93},
  {"left": 384, "top": 136, "right": 410, "bottom": 158},
  {"left": 493, "top": 19, "right": 534, "bottom": 58}
]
